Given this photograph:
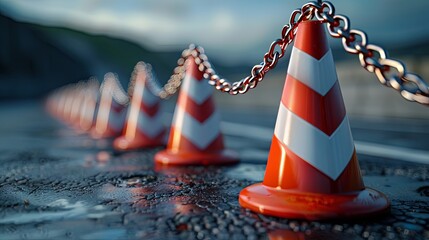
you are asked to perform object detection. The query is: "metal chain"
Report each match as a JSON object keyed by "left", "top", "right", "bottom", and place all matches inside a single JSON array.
[
  {"left": 145, "top": 2, "right": 318, "bottom": 98},
  {"left": 314, "top": 1, "right": 429, "bottom": 105},
  {"left": 144, "top": 0, "right": 429, "bottom": 105}
]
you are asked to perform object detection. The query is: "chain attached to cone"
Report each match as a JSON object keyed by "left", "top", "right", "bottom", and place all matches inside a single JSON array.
[
  {"left": 48, "top": 0, "right": 429, "bottom": 134},
  {"left": 45, "top": 0, "right": 429, "bottom": 221},
  {"left": 142, "top": 1, "right": 429, "bottom": 105}
]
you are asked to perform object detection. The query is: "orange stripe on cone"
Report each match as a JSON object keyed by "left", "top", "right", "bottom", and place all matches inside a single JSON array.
[
  {"left": 140, "top": 102, "right": 160, "bottom": 117},
  {"left": 239, "top": 20, "right": 389, "bottom": 220},
  {"left": 263, "top": 135, "right": 364, "bottom": 194},
  {"left": 282, "top": 75, "right": 346, "bottom": 135},
  {"left": 176, "top": 93, "right": 215, "bottom": 123}
]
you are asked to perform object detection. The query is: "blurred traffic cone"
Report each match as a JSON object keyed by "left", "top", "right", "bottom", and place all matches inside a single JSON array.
[
  {"left": 61, "top": 86, "right": 76, "bottom": 123},
  {"left": 239, "top": 21, "right": 389, "bottom": 220},
  {"left": 46, "top": 85, "right": 65, "bottom": 119},
  {"left": 56, "top": 86, "right": 72, "bottom": 120},
  {"left": 91, "top": 73, "right": 128, "bottom": 138},
  {"left": 78, "top": 78, "right": 99, "bottom": 132},
  {"left": 69, "top": 81, "right": 86, "bottom": 126},
  {"left": 154, "top": 57, "right": 238, "bottom": 165},
  {"left": 113, "top": 62, "right": 166, "bottom": 150}
]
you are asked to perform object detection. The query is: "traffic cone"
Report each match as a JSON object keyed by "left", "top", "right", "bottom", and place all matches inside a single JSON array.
[
  {"left": 56, "top": 86, "right": 71, "bottom": 120},
  {"left": 154, "top": 57, "right": 238, "bottom": 165},
  {"left": 91, "top": 73, "right": 128, "bottom": 138},
  {"left": 113, "top": 62, "right": 166, "bottom": 150},
  {"left": 239, "top": 21, "right": 389, "bottom": 220},
  {"left": 78, "top": 78, "right": 99, "bottom": 132},
  {"left": 69, "top": 81, "right": 86, "bottom": 127},
  {"left": 46, "top": 86, "right": 65, "bottom": 119},
  {"left": 61, "top": 86, "right": 76, "bottom": 123}
]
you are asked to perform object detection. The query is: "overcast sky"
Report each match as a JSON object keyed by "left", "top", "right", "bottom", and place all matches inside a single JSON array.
[{"left": 1, "top": 0, "right": 428, "bottom": 65}]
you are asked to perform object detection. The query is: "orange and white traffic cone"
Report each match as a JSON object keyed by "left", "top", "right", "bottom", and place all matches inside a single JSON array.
[
  {"left": 77, "top": 78, "right": 99, "bottom": 132},
  {"left": 69, "top": 81, "right": 86, "bottom": 127},
  {"left": 46, "top": 85, "right": 66, "bottom": 120},
  {"left": 113, "top": 62, "right": 166, "bottom": 150},
  {"left": 154, "top": 58, "right": 238, "bottom": 165},
  {"left": 239, "top": 21, "right": 389, "bottom": 220},
  {"left": 60, "top": 85, "right": 76, "bottom": 123},
  {"left": 91, "top": 73, "right": 129, "bottom": 139}
]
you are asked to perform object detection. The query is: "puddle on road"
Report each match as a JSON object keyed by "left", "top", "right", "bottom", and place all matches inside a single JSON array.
[{"left": 0, "top": 199, "right": 115, "bottom": 225}]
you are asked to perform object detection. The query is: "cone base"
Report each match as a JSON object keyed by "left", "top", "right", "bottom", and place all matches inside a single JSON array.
[
  {"left": 154, "top": 149, "right": 239, "bottom": 166},
  {"left": 113, "top": 136, "right": 164, "bottom": 151},
  {"left": 239, "top": 183, "right": 390, "bottom": 220}
]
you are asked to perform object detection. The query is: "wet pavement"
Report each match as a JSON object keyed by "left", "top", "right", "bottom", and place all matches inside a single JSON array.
[{"left": 0, "top": 101, "right": 428, "bottom": 240}]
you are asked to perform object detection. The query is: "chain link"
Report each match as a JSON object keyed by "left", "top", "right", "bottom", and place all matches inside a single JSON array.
[{"left": 143, "top": 0, "right": 429, "bottom": 105}]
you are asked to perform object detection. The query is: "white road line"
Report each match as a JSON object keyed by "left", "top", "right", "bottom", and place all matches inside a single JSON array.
[
  {"left": 221, "top": 121, "right": 429, "bottom": 165},
  {"left": 354, "top": 141, "right": 429, "bottom": 165},
  {"left": 352, "top": 123, "right": 429, "bottom": 134},
  {"left": 221, "top": 122, "right": 273, "bottom": 141}
]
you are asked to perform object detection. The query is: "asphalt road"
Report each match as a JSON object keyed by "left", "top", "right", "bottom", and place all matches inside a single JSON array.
[{"left": 0, "top": 101, "right": 428, "bottom": 240}]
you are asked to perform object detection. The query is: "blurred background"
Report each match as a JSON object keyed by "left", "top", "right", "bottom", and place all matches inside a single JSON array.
[{"left": 1, "top": 0, "right": 429, "bottom": 118}]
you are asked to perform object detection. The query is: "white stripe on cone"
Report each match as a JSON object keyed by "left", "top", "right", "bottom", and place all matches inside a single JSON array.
[
  {"left": 181, "top": 75, "right": 213, "bottom": 104},
  {"left": 288, "top": 47, "right": 338, "bottom": 95},
  {"left": 274, "top": 104, "right": 354, "bottom": 180}
]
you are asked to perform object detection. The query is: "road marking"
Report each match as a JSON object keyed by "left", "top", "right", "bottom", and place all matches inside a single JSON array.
[
  {"left": 354, "top": 141, "right": 429, "bottom": 165},
  {"left": 221, "top": 121, "right": 429, "bottom": 165},
  {"left": 221, "top": 121, "right": 273, "bottom": 141},
  {"left": 351, "top": 122, "right": 429, "bottom": 134}
]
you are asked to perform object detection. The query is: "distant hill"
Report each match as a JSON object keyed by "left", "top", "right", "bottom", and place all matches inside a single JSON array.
[
  {"left": 0, "top": 12, "right": 254, "bottom": 99},
  {"left": 0, "top": 12, "right": 188, "bottom": 99},
  {"left": 33, "top": 24, "right": 188, "bottom": 81}
]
